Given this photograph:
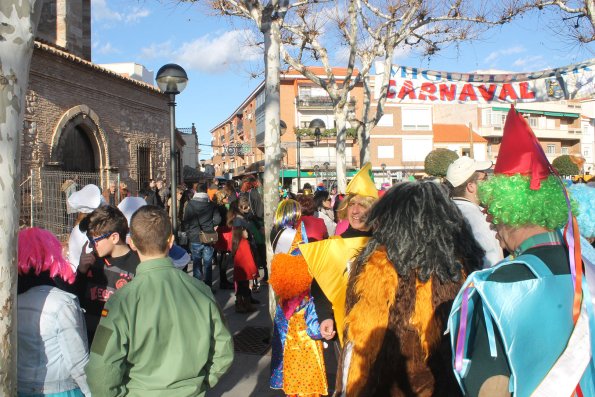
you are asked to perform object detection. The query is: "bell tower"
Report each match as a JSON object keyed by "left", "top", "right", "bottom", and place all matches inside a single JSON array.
[{"left": 37, "top": 0, "right": 91, "bottom": 60}]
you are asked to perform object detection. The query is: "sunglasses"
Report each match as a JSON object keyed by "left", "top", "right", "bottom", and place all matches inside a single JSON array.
[{"left": 88, "top": 232, "right": 113, "bottom": 246}]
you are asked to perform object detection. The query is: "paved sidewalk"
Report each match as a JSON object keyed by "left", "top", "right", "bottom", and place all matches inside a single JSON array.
[{"left": 205, "top": 269, "right": 337, "bottom": 396}]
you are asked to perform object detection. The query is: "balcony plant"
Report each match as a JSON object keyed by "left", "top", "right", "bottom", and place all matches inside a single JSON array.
[{"left": 294, "top": 128, "right": 357, "bottom": 139}]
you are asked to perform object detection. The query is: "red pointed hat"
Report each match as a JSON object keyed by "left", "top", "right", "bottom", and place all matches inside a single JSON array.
[{"left": 494, "top": 105, "right": 552, "bottom": 190}]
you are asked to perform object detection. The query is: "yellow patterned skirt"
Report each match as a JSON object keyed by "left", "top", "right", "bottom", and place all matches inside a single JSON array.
[{"left": 282, "top": 308, "right": 328, "bottom": 396}]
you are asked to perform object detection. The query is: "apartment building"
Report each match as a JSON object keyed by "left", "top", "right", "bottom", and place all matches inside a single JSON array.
[
  {"left": 476, "top": 102, "right": 583, "bottom": 164},
  {"left": 210, "top": 68, "right": 364, "bottom": 190},
  {"left": 370, "top": 62, "right": 589, "bottom": 180}
]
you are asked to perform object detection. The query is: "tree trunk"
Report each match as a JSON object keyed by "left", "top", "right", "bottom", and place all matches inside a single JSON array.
[
  {"left": 335, "top": 109, "right": 348, "bottom": 193},
  {"left": 261, "top": 14, "right": 282, "bottom": 319},
  {"left": 0, "top": 1, "right": 42, "bottom": 394}
]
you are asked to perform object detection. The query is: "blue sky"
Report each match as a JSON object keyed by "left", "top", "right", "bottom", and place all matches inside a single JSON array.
[{"left": 91, "top": 0, "right": 594, "bottom": 159}]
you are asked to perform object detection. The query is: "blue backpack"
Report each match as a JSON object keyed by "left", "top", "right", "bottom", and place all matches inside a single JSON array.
[{"left": 448, "top": 250, "right": 595, "bottom": 396}]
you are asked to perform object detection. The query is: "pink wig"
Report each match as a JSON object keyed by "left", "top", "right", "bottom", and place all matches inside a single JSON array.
[{"left": 18, "top": 227, "right": 76, "bottom": 284}]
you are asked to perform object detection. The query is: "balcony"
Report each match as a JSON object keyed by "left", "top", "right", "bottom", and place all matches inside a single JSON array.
[
  {"left": 478, "top": 124, "right": 581, "bottom": 142},
  {"left": 296, "top": 96, "right": 356, "bottom": 109},
  {"left": 295, "top": 128, "right": 358, "bottom": 139},
  {"left": 299, "top": 156, "right": 358, "bottom": 169}
]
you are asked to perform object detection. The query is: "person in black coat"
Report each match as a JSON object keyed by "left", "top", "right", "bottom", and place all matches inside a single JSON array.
[{"left": 182, "top": 183, "right": 221, "bottom": 288}]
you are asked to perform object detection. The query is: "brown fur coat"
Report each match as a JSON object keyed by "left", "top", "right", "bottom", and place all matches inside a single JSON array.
[{"left": 336, "top": 247, "right": 464, "bottom": 397}]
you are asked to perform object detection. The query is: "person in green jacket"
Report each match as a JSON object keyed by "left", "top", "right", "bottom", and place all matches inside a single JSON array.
[{"left": 85, "top": 205, "right": 234, "bottom": 396}]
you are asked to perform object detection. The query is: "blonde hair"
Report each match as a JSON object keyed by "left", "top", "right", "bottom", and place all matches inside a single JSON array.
[{"left": 337, "top": 194, "right": 376, "bottom": 221}]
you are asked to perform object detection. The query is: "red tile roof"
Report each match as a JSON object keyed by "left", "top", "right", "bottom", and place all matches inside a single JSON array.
[{"left": 433, "top": 124, "right": 487, "bottom": 143}]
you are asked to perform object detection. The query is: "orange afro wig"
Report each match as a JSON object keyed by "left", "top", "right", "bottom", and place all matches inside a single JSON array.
[{"left": 269, "top": 253, "right": 312, "bottom": 300}]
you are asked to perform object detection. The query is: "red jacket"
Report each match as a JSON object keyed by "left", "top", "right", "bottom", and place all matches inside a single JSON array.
[{"left": 301, "top": 216, "right": 328, "bottom": 242}]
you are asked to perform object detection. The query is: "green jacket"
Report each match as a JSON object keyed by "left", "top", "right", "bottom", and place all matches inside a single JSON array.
[{"left": 85, "top": 257, "right": 234, "bottom": 396}]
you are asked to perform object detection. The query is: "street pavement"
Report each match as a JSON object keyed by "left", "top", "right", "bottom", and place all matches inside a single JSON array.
[{"left": 203, "top": 267, "right": 337, "bottom": 396}]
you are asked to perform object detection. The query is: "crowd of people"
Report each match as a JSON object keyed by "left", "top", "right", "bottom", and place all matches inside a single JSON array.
[{"left": 15, "top": 105, "right": 595, "bottom": 397}]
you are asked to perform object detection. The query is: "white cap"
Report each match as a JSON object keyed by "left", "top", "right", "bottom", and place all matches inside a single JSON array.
[
  {"left": 67, "top": 184, "right": 103, "bottom": 213},
  {"left": 446, "top": 157, "right": 493, "bottom": 187},
  {"left": 117, "top": 197, "right": 147, "bottom": 225}
]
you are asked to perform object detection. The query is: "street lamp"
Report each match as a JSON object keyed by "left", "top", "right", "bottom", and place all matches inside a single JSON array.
[
  {"left": 323, "top": 161, "right": 330, "bottom": 188},
  {"left": 314, "top": 164, "right": 320, "bottom": 186},
  {"left": 381, "top": 163, "right": 387, "bottom": 185},
  {"left": 296, "top": 134, "right": 301, "bottom": 192},
  {"left": 309, "top": 119, "right": 326, "bottom": 147},
  {"left": 280, "top": 120, "right": 287, "bottom": 136},
  {"left": 156, "top": 63, "right": 188, "bottom": 239},
  {"left": 200, "top": 159, "right": 206, "bottom": 171}
]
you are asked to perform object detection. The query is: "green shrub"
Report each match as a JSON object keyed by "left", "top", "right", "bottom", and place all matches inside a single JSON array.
[
  {"left": 424, "top": 149, "right": 459, "bottom": 177},
  {"left": 552, "top": 155, "right": 579, "bottom": 176}
]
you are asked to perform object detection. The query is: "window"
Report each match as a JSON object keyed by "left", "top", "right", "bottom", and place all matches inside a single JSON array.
[
  {"left": 546, "top": 144, "right": 556, "bottom": 154},
  {"left": 585, "top": 149, "right": 590, "bottom": 157},
  {"left": 561, "top": 147, "right": 569, "bottom": 155},
  {"left": 377, "top": 145, "right": 394, "bottom": 159},
  {"left": 401, "top": 107, "right": 431, "bottom": 130},
  {"left": 402, "top": 137, "right": 432, "bottom": 161},
  {"left": 584, "top": 125, "right": 590, "bottom": 135},
  {"left": 481, "top": 109, "right": 492, "bottom": 126},
  {"left": 529, "top": 117, "right": 538, "bottom": 128},
  {"left": 137, "top": 146, "right": 151, "bottom": 190},
  {"left": 377, "top": 114, "right": 394, "bottom": 127}
]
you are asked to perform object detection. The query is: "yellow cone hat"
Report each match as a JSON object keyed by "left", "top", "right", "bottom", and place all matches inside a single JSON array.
[{"left": 346, "top": 163, "right": 378, "bottom": 198}]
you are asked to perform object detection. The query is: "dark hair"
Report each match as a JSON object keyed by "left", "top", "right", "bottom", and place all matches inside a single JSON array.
[
  {"left": 196, "top": 183, "right": 208, "bottom": 194},
  {"left": 314, "top": 190, "right": 330, "bottom": 209},
  {"left": 130, "top": 205, "right": 171, "bottom": 255},
  {"left": 297, "top": 194, "right": 316, "bottom": 216},
  {"left": 87, "top": 205, "right": 128, "bottom": 241},
  {"left": 358, "top": 181, "right": 483, "bottom": 282}
]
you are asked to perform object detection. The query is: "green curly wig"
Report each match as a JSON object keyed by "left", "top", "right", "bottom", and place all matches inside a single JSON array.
[{"left": 478, "top": 174, "right": 575, "bottom": 230}]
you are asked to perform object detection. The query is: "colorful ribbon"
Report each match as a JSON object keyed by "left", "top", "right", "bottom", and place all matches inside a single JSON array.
[{"left": 455, "top": 286, "right": 471, "bottom": 373}]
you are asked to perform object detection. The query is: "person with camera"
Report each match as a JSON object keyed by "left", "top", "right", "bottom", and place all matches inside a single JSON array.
[{"left": 182, "top": 183, "right": 221, "bottom": 288}]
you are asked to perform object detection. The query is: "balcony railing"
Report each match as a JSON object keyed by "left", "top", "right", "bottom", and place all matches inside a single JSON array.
[
  {"left": 299, "top": 156, "right": 358, "bottom": 169},
  {"left": 296, "top": 96, "right": 356, "bottom": 108},
  {"left": 295, "top": 128, "right": 358, "bottom": 139}
]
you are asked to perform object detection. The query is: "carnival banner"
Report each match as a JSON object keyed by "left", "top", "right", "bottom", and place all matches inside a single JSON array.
[{"left": 385, "top": 60, "right": 595, "bottom": 104}]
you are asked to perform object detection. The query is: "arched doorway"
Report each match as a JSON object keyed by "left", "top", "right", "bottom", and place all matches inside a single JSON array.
[
  {"left": 50, "top": 105, "right": 109, "bottom": 174},
  {"left": 59, "top": 123, "right": 96, "bottom": 172}
]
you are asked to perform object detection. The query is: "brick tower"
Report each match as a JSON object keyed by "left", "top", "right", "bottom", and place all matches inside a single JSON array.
[{"left": 37, "top": 0, "right": 92, "bottom": 60}]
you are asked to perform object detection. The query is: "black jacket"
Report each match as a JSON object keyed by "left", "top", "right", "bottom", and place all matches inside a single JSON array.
[{"left": 182, "top": 193, "right": 221, "bottom": 243}]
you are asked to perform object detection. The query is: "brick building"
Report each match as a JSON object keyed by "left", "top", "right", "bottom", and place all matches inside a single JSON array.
[
  {"left": 21, "top": 0, "right": 172, "bottom": 235},
  {"left": 211, "top": 68, "right": 363, "bottom": 191}
]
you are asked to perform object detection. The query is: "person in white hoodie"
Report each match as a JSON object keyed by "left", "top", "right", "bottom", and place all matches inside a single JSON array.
[{"left": 445, "top": 156, "right": 503, "bottom": 268}]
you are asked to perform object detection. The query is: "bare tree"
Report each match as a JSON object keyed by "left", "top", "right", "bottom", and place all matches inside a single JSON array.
[
  {"left": 187, "top": 0, "right": 317, "bottom": 316},
  {"left": 0, "top": 1, "right": 43, "bottom": 393},
  {"left": 280, "top": 0, "right": 533, "bottom": 188},
  {"left": 533, "top": 0, "right": 595, "bottom": 43}
]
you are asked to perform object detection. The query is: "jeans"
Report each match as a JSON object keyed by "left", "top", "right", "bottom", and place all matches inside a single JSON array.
[{"left": 190, "top": 242, "right": 214, "bottom": 286}]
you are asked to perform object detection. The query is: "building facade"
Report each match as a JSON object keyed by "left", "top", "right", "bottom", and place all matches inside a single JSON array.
[
  {"left": 210, "top": 68, "right": 364, "bottom": 191},
  {"left": 211, "top": 66, "right": 591, "bottom": 190},
  {"left": 21, "top": 0, "right": 172, "bottom": 236}
]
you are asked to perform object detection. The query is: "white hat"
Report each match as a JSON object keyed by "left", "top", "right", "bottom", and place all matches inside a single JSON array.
[
  {"left": 446, "top": 157, "right": 493, "bottom": 187},
  {"left": 117, "top": 197, "right": 147, "bottom": 225},
  {"left": 67, "top": 184, "right": 103, "bottom": 213}
]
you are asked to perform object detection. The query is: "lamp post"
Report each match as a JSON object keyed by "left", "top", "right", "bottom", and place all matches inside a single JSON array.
[
  {"left": 323, "top": 161, "right": 330, "bottom": 189},
  {"left": 381, "top": 163, "right": 387, "bottom": 186},
  {"left": 156, "top": 63, "right": 188, "bottom": 239},
  {"left": 296, "top": 134, "right": 301, "bottom": 192},
  {"left": 314, "top": 165, "right": 320, "bottom": 187}
]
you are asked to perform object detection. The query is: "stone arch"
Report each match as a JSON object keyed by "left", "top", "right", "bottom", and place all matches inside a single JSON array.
[{"left": 50, "top": 105, "right": 110, "bottom": 173}]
